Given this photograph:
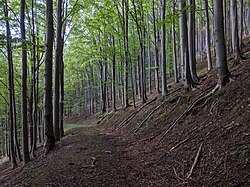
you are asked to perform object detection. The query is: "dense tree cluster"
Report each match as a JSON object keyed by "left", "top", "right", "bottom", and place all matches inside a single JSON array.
[{"left": 0, "top": 0, "right": 249, "bottom": 167}]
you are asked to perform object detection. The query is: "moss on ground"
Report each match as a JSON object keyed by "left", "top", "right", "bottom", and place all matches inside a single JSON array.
[{"left": 31, "top": 172, "right": 49, "bottom": 187}]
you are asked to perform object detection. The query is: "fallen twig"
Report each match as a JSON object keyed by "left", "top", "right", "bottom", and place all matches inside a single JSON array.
[
  {"left": 134, "top": 97, "right": 181, "bottom": 133},
  {"left": 91, "top": 157, "right": 96, "bottom": 167},
  {"left": 187, "top": 143, "right": 203, "bottom": 179},
  {"left": 117, "top": 97, "right": 158, "bottom": 129},
  {"left": 97, "top": 111, "right": 114, "bottom": 124}
]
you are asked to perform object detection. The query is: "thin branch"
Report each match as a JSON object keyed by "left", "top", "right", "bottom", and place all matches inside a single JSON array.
[
  {"left": 0, "top": 79, "right": 8, "bottom": 89},
  {"left": 0, "top": 93, "right": 9, "bottom": 105},
  {"left": 187, "top": 143, "right": 203, "bottom": 179},
  {"left": 62, "top": 0, "right": 79, "bottom": 24}
]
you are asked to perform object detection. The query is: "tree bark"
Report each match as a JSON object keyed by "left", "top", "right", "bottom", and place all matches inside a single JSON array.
[
  {"left": 213, "top": 0, "right": 230, "bottom": 86},
  {"left": 161, "top": 0, "right": 168, "bottom": 96},
  {"left": 204, "top": 0, "right": 212, "bottom": 71},
  {"left": 188, "top": 0, "right": 198, "bottom": 83},
  {"left": 179, "top": 0, "right": 193, "bottom": 91},
  {"left": 172, "top": 1, "right": 179, "bottom": 83},
  {"left": 230, "top": 0, "right": 241, "bottom": 64},
  {"left": 112, "top": 35, "right": 116, "bottom": 111},
  {"left": 4, "top": 0, "right": 17, "bottom": 167},
  {"left": 44, "top": 0, "right": 55, "bottom": 155},
  {"left": 152, "top": 0, "right": 160, "bottom": 93},
  {"left": 53, "top": 0, "right": 63, "bottom": 141}
]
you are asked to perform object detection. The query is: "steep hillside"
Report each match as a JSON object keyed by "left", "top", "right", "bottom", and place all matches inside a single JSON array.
[
  {"left": 1, "top": 44, "right": 250, "bottom": 187},
  {"left": 98, "top": 48, "right": 250, "bottom": 186}
]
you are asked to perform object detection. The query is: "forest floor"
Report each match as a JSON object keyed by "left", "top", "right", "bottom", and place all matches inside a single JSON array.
[{"left": 1, "top": 47, "right": 250, "bottom": 186}]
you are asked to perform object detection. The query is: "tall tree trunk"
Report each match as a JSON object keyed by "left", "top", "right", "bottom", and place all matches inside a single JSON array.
[
  {"left": 188, "top": 0, "right": 198, "bottom": 83},
  {"left": 147, "top": 17, "right": 152, "bottom": 94},
  {"left": 31, "top": 0, "right": 37, "bottom": 157},
  {"left": 123, "top": 0, "right": 129, "bottom": 107},
  {"left": 230, "top": 0, "right": 241, "bottom": 64},
  {"left": 13, "top": 96, "right": 22, "bottom": 161},
  {"left": 179, "top": 0, "right": 192, "bottom": 91},
  {"left": 152, "top": 0, "right": 160, "bottom": 93},
  {"left": 44, "top": 0, "right": 55, "bottom": 155},
  {"left": 204, "top": 0, "right": 212, "bottom": 71},
  {"left": 100, "top": 61, "right": 106, "bottom": 114},
  {"left": 111, "top": 35, "right": 116, "bottom": 112},
  {"left": 4, "top": 0, "right": 17, "bottom": 168},
  {"left": 161, "top": 0, "right": 168, "bottom": 96},
  {"left": 213, "top": 0, "right": 230, "bottom": 86},
  {"left": 248, "top": 0, "right": 250, "bottom": 35},
  {"left": 239, "top": 0, "right": 244, "bottom": 50},
  {"left": 53, "top": 0, "right": 63, "bottom": 141},
  {"left": 172, "top": 1, "right": 179, "bottom": 83}
]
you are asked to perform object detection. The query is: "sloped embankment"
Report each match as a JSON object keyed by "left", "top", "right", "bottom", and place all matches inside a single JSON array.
[{"left": 99, "top": 53, "right": 250, "bottom": 186}]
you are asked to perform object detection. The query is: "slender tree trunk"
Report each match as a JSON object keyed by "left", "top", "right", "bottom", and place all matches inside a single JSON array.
[
  {"left": 239, "top": 0, "right": 244, "bottom": 50},
  {"left": 53, "top": 0, "right": 63, "bottom": 141},
  {"left": 179, "top": 0, "right": 193, "bottom": 91},
  {"left": 213, "top": 0, "right": 230, "bottom": 86},
  {"left": 230, "top": 0, "right": 241, "bottom": 64},
  {"left": 161, "top": 0, "right": 168, "bottom": 96},
  {"left": 13, "top": 96, "right": 22, "bottom": 161},
  {"left": 188, "top": 0, "right": 198, "bottom": 83},
  {"left": 4, "top": 0, "right": 17, "bottom": 168},
  {"left": 152, "top": 0, "right": 160, "bottom": 93},
  {"left": 31, "top": 0, "right": 37, "bottom": 157},
  {"left": 44, "top": 0, "right": 55, "bottom": 154},
  {"left": 248, "top": 0, "right": 250, "bottom": 35},
  {"left": 122, "top": 0, "right": 129, "bottom": 108},
  {"left": 111, "top": 35, "right": 116, "bottom": 111},
  {"left": 147, "top": 18, "right": 152, "bottom": 94},
  {"left": 172, "top": 1, "right": 178, "bottom": 83},
  {"left": 204, "top": 0, "right": 212, "bottom": 71}
]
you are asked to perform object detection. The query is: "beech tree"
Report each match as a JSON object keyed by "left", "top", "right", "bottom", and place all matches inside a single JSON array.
[
  {"left": 20, "top": 0, "right": 30, "bottom": 164},
  {"left": 0, "top": 0, "right": 248, "bottom": 161},
  {"left": 179, "top": 0, "right": 193, "bottom": 91},
  {"left": 213, "top": 0, "right": 230, "bottom": 86},
  {"left": 3, "top": 0, "right": 17, "bottom": 168},
  {"left": 230, "top": 0, "right": 241, "bottom": 64},
  {"left": 44, "top": 0, "right": 55, "bottom": 154}
]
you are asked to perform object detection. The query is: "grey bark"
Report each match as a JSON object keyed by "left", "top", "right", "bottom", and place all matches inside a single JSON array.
[
  {"left": 188, "top": 0, "right": 198, "bottom": 83},
  {"left": 4, "top": 0, "right": 17, "bottom": 167},
  {"left": 172, "top": 1, "right": 179, "bottom": 83},
  {"left": 179, "top": 0, "right": 193, "bottom": 91},
  {"left": 161, "top": 0, "right": 168, "bottom": 96},
  {"left": 44, "top": 0, "right": 55, "bottom": 155},
  {"left": 213, "top": 0, "right": 230, "bottom": 86},
  {"left": 54, "top": 0, "right": 63, "bottom": 141},
  {"left": 204, "top": 0, "right": 212, "bottom": 71},
  {"left": 152, "top": 0, "right": 160, "bottom": 93},
  {"left": 230, "top": 0, "right": 241, "bottom": 64}
]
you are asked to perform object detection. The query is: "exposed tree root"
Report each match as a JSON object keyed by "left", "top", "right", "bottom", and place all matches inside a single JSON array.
[
  {"left": 159, "top": 86, "right": 219, "bottom": 142},
  {"left": 117, "top": 97, "right": 158, "bottom": 129},
  {"left": 134, "top": 97, "right": 181, "bottom": 133},
  {"left": 187, "top": 143, "right": 203, "bottom": 179},
  {"left": 97, "top": 111, "right": 114, "bottom": 124},
  {"left": 173, "top": 167, "right": 185, "bottom": 181}
]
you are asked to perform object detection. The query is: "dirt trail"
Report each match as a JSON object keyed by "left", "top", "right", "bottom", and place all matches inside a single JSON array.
[{"left": 1, "top": 123, "right": 138, "bottom": 187}]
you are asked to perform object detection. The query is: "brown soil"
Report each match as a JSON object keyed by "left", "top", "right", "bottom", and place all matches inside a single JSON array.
[{"left": 1, "top": 47, "right": 250, "bottom": 187}]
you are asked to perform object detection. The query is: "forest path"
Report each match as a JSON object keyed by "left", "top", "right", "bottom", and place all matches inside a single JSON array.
[{"left": 0, "top": 122, "right": 138, "bottom": 187}]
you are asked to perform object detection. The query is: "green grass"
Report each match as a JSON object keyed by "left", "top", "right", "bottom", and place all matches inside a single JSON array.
[
  {"left": 64, "top": 124, "right": 85, "bottom": 133},
  {"left": 31, "top": 172, "right": 49, "bottom": 187},
  {"left": 64, "top": 124, "right": 101, "bottom": 135}
]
